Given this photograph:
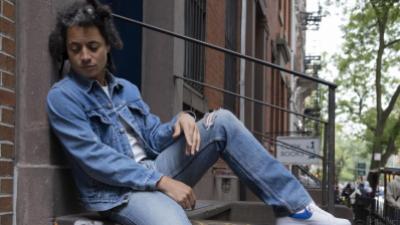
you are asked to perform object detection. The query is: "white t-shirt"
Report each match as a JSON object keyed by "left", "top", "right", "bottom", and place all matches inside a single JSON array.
[{"left": 100, "top": 84, "right": 147, "bottom": 162}]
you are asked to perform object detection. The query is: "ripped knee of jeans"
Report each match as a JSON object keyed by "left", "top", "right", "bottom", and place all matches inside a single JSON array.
[{"left": 202, "top": 109, "right": 220, "bottom": 130}]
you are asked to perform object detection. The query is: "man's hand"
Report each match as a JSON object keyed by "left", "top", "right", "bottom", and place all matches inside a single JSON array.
[
  {"left": 157, "top": 176, "right": 196, "bottom": 210},
  {"left": 172, "top": 112, "right": 201, "bottom": 156}
]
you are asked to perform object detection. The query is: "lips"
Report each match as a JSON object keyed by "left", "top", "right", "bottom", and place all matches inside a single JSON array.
[{"left": 82, "top": 65, "right": 97, "bottom": 70}]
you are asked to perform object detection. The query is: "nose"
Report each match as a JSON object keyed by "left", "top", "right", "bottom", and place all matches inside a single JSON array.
[{"left": 80, "top": 47, "right": 91, "bottom": 65}]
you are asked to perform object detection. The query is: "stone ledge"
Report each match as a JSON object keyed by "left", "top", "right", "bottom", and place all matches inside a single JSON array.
[
  {"left": 54, "top": 200, "right": 353, "bottom": 225},
  {"left": 54, "top": 200, "right": 274, "bottom": 225}
]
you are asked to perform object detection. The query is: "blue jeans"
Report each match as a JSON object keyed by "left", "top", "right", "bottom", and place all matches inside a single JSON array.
[{"left": 99, "top": 109, "right": 312, "bottom": 225}]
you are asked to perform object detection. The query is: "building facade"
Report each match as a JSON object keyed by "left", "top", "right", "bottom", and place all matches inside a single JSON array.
[
  {"left": 0, "top": 0, "right": 312, "bottom": 224},
  {"left": 0, "top": 0, "right": 15, "bottom": 224}
]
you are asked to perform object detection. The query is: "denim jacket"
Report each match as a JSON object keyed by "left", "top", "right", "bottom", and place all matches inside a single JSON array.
[{"left": 46, "top": 70, "right": 181, "bottom": 211}]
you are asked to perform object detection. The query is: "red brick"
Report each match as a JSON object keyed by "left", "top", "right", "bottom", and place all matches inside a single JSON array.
[
  {"left": 1, "top": 108, "right": 13, "bottom": 124},
  {"left": 0, "top": 54, "right": 15, "bottom": 74},
  {"left": 1, "top": 73, "right": 14, "bottom": 90},
  {"left": 0, "top": 125, "right": 13, "bottom": 142},
  {"left": 0, "top": 178, "right": 12, "bottom": 194},
  {"left": 2, "top": 1, "right": 15, "bottom": 21},
  {"left": 0, "top": 144, "right": 13, "bottom": 159},
  {"left": 0, "top": 214, "right": 12, "bottom": 225},
  {"left": 0, "top": 17, "right": 15, "bottom": 38},
  {"left": 204, "top": 0, "right": 226, "bottom": 109},
  {"left": 0, "top": 196, "right": 12, "bottom": 212},
  {"left": 0, "top": 161, "right": 12, "bottom": 176},
  {"left": 2, "top": 37, "right": 15, "bottom": 55},
  {"left": 0, "top": 90, "right": 15, "bottom": 106}
]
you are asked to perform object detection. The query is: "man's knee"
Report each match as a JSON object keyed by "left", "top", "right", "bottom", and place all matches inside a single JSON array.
[{"left": 201, "top": 108, "right": 238, "bottom": 130}]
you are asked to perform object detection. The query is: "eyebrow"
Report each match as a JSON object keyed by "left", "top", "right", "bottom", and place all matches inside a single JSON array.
[{"left": 67, "top": 40, "right": 100, "bottom": 45}]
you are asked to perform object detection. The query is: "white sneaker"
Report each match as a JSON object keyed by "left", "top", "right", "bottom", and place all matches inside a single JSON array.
[{"left": 276, "top": 203, "right": 351, "bottom": 225}]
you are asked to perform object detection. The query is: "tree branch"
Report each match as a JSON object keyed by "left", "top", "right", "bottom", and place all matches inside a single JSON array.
[
  {"left": 385, "top": 38, "right": 400, "bottom": 48},
  {"left": 382, "top": 84, "right": 400, "bottom": 122},
  {"left": 383, "top": 117, "right": 400, "bottom": 164}
]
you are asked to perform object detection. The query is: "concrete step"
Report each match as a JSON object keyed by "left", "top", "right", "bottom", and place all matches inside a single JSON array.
[{"left": 54, "top": 200, "right": 351, "bottom": 225}]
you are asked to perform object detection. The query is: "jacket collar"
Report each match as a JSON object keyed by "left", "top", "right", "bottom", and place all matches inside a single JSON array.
[{"left": 68, "top": 69, "right": 123, "bottom": 93}]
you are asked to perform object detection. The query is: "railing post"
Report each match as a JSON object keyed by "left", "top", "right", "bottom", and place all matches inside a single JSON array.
[
  {"left": 322, "top": 123, "right": 328, "bottom": 206},
  {"left": 327, "top": 87, "right": 336, "bottom": 213}
]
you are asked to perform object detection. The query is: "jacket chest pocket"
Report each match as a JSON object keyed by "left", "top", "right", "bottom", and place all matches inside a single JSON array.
[
  {"left": 125, "top": 100, "right": 150, "bottom": 130},
  {"left": 86, "top": 109, "right": 116, "bottom": 145}
]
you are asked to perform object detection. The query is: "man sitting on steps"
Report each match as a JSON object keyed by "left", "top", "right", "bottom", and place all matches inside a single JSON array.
[{"left": 46, "top": 1, "right": 351, "bottom": 225}]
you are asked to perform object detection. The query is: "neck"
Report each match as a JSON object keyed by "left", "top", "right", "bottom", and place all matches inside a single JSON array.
[{"left": 95, "top": 70, "right": 107, "bottom": 86}]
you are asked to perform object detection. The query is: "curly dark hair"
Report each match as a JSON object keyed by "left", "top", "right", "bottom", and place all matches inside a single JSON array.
[{"left": 48, "top": 0, "right": 123, "bottom": 76}]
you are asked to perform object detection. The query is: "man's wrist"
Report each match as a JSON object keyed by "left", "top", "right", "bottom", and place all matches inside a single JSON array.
[
  {"left": 156, "top": 176, "right": 173, "bottom": 191},
  {"left": 156, "top": 176, "right": 165, "bottom": 190},
  {"left": 183, "top": 110, "right": 197, "bottom": 120}
]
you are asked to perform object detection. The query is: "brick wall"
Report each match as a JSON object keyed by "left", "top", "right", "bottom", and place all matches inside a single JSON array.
[
  {"left": 0, "top": 0, "right": 15, "bottom": 224},
  {"left": 204, "top": 0, "right": 226, "bottom": 109}
]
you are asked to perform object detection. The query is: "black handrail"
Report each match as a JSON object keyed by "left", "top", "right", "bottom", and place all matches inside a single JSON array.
[
  {"left": 292, "top": 165, "right": 322, "bottom": 187},
  {"left": 252, "top": 130, "right": 323, "bottom": 159},
  {"left": 112, "top": 13, "right": 337, "bottom": 88},
  {"left": 175, "top": 75, "right": 327, "bottom": 124}
]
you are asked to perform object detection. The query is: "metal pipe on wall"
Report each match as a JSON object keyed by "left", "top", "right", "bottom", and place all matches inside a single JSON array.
[
  {"left": 239, "top": 0, "right": 247, "bottom": 122},
  {"left": 327, "top": 87, "right": 336, "bottom": 213},
  {"left": 289, "top": 0, "right": 297, "bottom": 132}
]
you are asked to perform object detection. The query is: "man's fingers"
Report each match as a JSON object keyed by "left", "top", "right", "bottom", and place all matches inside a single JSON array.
[
  {"left": 185, "top": 144, "right": 191, "bottom": 156},
  {"left": 183, "top": 124, "right": 194, "bottom": 155},
  {"left": 185, "top": 189, "right": 196, "bottom": 210},
  {"left": 184, "top": 199, "right": 191, "bottom": 209},
  {"left": 178, "top": 199, "right": 188, "bottom": 209},
  {"left": 191, "top": 126, "right": 197, "bottom": 155},
  {"left": 183, "top": 124, "right": 193, "bottom": 146},
  {"left": 172, "top": 123, "right": 181, "bottom": 138},
  {"left": 190, "top": 190, "right": 197, "bottom": 209},
  {"left": 196, "top": 128, "right": 201, "bottom": 152},
  {"left": 177, "top": 114, "right": 200, "bottom": 155},
  {"left": 183, "top": 193, "right": 193, "bottom": 209}
]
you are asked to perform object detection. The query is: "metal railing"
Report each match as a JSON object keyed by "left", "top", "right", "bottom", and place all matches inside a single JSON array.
[
  {"left": 349, "top": 168, "right": 400, "bottom": 225},
  {"left": 292, "top": 165, "right": 322, "bottom": 188},
  {"left": 112, "top": 13, "right": 337, "bottom": 213}
]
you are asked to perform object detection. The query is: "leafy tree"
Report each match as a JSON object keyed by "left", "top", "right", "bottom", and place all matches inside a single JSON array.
[
  {"left": 334, "top": 0, "right": 400, "bottom": 170},
  {"left": 335, "top": 126, "right": 369, "bottom": 181}
]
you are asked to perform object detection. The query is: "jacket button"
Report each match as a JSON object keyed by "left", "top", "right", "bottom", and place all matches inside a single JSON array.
[{"left": 119, "top": 128, "right": 125, "bottom": 133}]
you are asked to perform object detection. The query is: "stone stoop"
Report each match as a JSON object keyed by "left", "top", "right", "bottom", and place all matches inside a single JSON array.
[{"left": 54, "top": 200, "right": 352, "bottom": 225}]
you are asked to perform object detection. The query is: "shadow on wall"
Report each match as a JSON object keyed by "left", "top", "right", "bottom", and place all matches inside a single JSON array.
[{"left": 49, "top": 130, "right": 86, "bottom": 216}]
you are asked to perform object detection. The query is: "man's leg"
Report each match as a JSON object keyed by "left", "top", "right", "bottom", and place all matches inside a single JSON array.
[
  {"left": 155, "top": 108, "right": 312, "bottom": 216},
  {"left": 99, "top": 191, "right": 192, "bottom": 225},
  {"left": 154, "top": 108, "right": 351, "bottom": 224}
]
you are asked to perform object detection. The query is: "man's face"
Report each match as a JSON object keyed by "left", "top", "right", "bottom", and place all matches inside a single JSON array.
[{"left": 66, "top": 25, "right": 110, "bottom": 79}]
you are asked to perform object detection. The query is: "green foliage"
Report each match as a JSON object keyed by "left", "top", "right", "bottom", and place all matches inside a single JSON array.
[
  {"left": 335, "top": 126, "right": 370, "bottom": 181},
  {"left": 335, "top": 1, "right": 400, "bottom": 121},
  {"left": 331, "top": 0, "right": 400, "bottom": 171}
]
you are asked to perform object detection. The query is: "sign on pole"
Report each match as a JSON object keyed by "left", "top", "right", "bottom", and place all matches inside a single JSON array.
[{"left": 276, "top": 136, "right": 321, "bottom": 165}]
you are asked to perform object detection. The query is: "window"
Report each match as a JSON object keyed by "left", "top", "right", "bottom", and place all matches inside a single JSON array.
[{"left": 184, "top": 0, "right": 207, "bottom": 93}]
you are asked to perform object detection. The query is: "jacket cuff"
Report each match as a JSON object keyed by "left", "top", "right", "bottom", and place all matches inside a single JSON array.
[{"left": 144, "top": 170, "right": 164, "bottom": 191}]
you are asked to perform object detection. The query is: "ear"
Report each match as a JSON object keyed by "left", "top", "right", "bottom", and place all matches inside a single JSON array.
[{"left": 106, "top": 45, "right": 111, "bottom": 53}]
